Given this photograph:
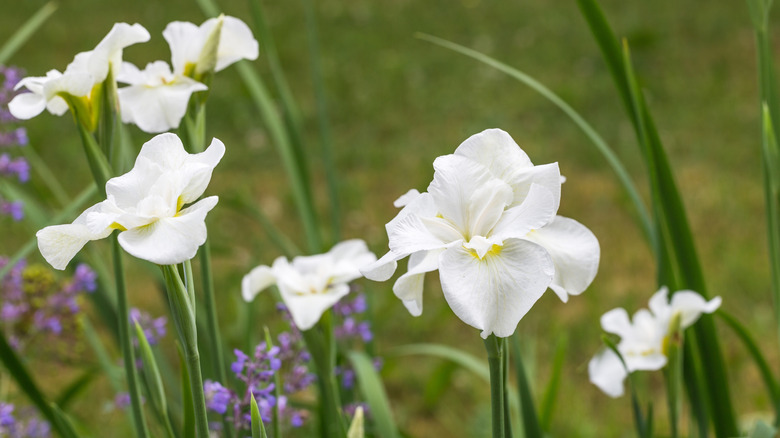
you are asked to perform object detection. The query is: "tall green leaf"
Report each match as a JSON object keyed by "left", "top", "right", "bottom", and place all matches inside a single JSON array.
[
  {"left": 577, "top": 1, "right": 739, "bottom": 435},
  {"left": 250, "top": 393, "right": 268, "bottom": 438},
  {"left": 539, "top": 334, "right": 566, "bottom": 432},
  {"left": 0, "top": 2, "right": 58, "bottom": 65},
  {"left": 510, "top": 337, "right": 542, "bottom": 438},
  {"left": 0, "top": 328, "right": 79, "bottom": 438},
  {"left": 347, "top": 351, "right": 400, "bottom": 438}
]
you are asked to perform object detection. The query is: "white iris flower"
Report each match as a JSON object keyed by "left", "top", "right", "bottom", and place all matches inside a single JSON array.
[
  {"left": 9, "top": 23, "right": 150, "bottom": 123},
  {"left": 36, "top": 133, "right": 224, "bottom": 269},
  {"left": 242, "top": 240, "right": 377, "bottom": 331},
  {"left": 588, "top": 287, "right": 722, "bottom": 398},
  {"left": 361, "top": 128, "right": 600, "bottom": 338}
]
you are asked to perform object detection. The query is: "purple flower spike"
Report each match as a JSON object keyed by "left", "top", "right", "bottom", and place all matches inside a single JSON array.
[
  {"left": 205, "top": 380, "right": 233, "bottom": 414},
  {"left": 231, "top": 349, "right": 249, "bottom": 374}
]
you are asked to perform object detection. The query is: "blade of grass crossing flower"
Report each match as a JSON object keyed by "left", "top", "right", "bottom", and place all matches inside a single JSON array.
[
  {"left": 226, "top": 193, "right": 301, "bottom": 257},
  {"left": 135, "top": 322, "right": 176, "bottom": 438},
  {"left": 664, "top": 314, "right": 683, "bottom": 438},
  {"left": 49, "top": 403, "right": 81, "bottom": 438},
  {"left": 177, "top": 343, "right": 196, "bottom": 438},
  {"left": 250, "top": 393, "right": 269, "bottom": 438},
  {"left": 81, "top": 316, "right": 123, "bottom": 391},
  {"left": 602, "top": 335, "right": 650, "bottom": 438},
  {"left": 539, "top": 334, "right": 566, "bottom": 432},
  {"left": 760, "top": 105, "right": 780, "bottom": 344},
  {"left": 416, "top": 33, "right": 653, "bottom": 247},
  {"left": 0, "top": 328, "right": 75, "bottom": 438},
  {"left": 195, "top": 0, "right": 321, "bottom": 253},
  {"left": 0, "top": 1, "right": 57, "bottom": 65},
  {"left": 718, "top": 310, "right": 780, "bottom": 424},
  {"left": 113, "top": 236, "right": 151, "bottom": 438},
  {"left": 234, "top": 61, "right": 322, "bottom": 253},
  {"left": 247, "top": 0, "right": 313, "bottom": 206},
  {"left": 0, "top": 185, "right": 96, "bottom": 280},
  {"left": 347, "top": 350, "right": 401, "bottom": 438},
  {"left": 620, "top": 40, "right": 738, "bottom": 437},
  {"left": 510, "top": 336, "right": 541, "bottom": 438},
  {"left": 19, "top": 144, "right": 70, "bottom": 207},
  {"left": 55, "top": 367, "right": 98, "bottom": 410},
  {"left": 302, "top": 0, "right": 341, "bottom": 243}
]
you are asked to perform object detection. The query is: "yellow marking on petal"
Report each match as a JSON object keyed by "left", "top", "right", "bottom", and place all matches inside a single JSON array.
[
  {"left": 109, "top": 222, "right": 127, "bottom": 231},
  {"left": 466, "top": 244, "right": 503, "bottom": 260}
]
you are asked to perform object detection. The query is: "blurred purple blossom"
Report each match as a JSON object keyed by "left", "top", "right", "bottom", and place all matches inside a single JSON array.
[
  {"left": 0, "top": 65, "right": 28, "bottom": 221},
  {"left": 0, "top": 402, "right": 50, "bottom": 438},
  {"left": 129, "top": 308, "right": 167, "bottom": 346},
  {"left": 0, "top": 258, "right": 96, "bottom": 354}
]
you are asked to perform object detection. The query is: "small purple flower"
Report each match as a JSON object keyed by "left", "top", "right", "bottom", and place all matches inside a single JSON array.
[
  {"left": 1, "top": 199, "right": 23, "bottom": 221},
  {"left": 231, "top": 349, "right": 249, "bottom": 374},
  {"left": 115, "top": 393, "right": 131, "bottom": 410},
  {"left": 204, "top": 380, "right": 233, "bottom": 415},
  {"left": 0, "top": 402, "right": 15, "bottom": 427}
]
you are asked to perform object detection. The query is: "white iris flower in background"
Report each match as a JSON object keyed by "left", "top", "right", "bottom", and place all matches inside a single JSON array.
[
  {"left": 37, "top": 133, "right": 224, "bottom": 269},
  {"left": 588, "top": 287, "right": 722, "bottom": 398},
  {"left": 117, "top": 61, "right": 208, "bottom": 133},
  {"left": 163, "top": 15, "right": 259, "bottom": 78},
  {"left": 361, "top": 128, "right": 600, "bottom": 338},
  {"left": 117, "top": 15, "right": 258, "bottom": 133},
  {"left": 242, "top": 240, "right": 377, "bottom": 331},
  {"left": 9, "top": 23, "right": 150, "bottom": 123}
]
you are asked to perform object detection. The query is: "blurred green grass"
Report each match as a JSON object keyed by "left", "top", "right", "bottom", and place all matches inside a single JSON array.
[{"left": 0, "top": 0, "right": 774, "bottom": 436}]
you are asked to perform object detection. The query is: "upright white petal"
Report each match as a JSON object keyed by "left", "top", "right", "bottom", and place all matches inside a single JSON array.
[
  {"left": 600, "top": 308, "right": 633, "bottom": 338},
  {"left": 242, "top": 265, "right": 276, "bottom": 302},
  {"left": 428, "top": 154, "right": 512, "bottom": 238},
  {"left": 393, "top": 189, "right": 421, "bottom": 208},
  {"left": 588, "top": 348, "right": 628, "bottom": 398},
  {"left": 439, "top": 238, "right": 554, "bottom": 338},
  {"left": 523, "top": 216, "right": 600, "bottom": 302},
  {"left": 328, "top": 239, "right": 378, "bottom": 284},
  {"left": 490, "top": 183, "right": 556, "bottom": 241},
  {"left": 454, "top": 128, "right": 562, "bottom": 210},
  {"left": 210, "top": 16, "right": 260, "bottom": 72},
  {"left": 163, "top": 21, "right": 203, "bottom": 76},
  {"left": 36, "top": 204, "right": 114, "bottom": 270},
  {"left": 117, "top": 196, "right": 218, "bottom": 265},
  {"left": 89, "top": 23, "right": 150, "bottom": 82}
]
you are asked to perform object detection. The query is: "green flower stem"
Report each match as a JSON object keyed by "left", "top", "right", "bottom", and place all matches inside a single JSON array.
[
  {"left": 301, "top": 313, "right": 346, "bottom": 438},
  {"left": 113, "top": 236, "right": 150, "bottom": 438},
  {"left": 162, "top": 264, "right": 210, "bottom": 438},
  {"left": 483, "top": 334, "right": 507, "bottom": 438},
  {"left": 264, "top": 327, "right": 283, "bottom": 438},
  {"left": 664, "top": 314, "right": 684, "bottom": 438}
]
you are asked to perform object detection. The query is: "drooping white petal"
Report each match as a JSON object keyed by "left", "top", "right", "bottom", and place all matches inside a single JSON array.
[
  {"left": 8, "top": 92, "right": 47, "bottom": 120},
  {"left": 392, "top": 249, "right": 442, "bottom": 316},
  {"left": 523, "top": 216, "right": 600, "bottom": 302},
  {"left": 117, "top": 196, "right": 218, "bottom": 265},
  {"left": 438, "top": 238, "right": 554, "bottom": 338},
  {"left": 360, "top": 250, "right": 403, "bottom": 282},
  {"left": 89, "top": 23, "right": 150, "bottom": 82},
  {"left": 36, "top": 203, "right": 114, "bottom": 270},
  {"left": 42, "top": 71, "right": 94, "bottom": 100},
  {"left": 209, "top": 16, "right": 259, "bottom": 72},
  {"left": 117, "top": 60, "right": 208, "bottom": 133},
  {"left": 490, "top": 183, "right": 556, "bottom": 241},
  {"left": 393, "top": 189, "right": 421, "bottom": 208},
  {"left": 428, "top": 154, "right": 512, "bottom": 238},
  {"left": 387, "top": 214, "right": 453, "bottom": 255},
  {"left": 241, "top": 265, "right": 276, "bottom": 302},
  {"left": 327, "top": 239, "right": 377, "bottom": 284},
  {"left": 282, "top": 283, "right": 351, "bottom": 331},
  {"left": 624, "top": 350, "right": 667, "bottom": 372},
  {"left": 588, "top": 348, "right": 628, "bottom": 398}
]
